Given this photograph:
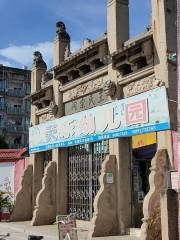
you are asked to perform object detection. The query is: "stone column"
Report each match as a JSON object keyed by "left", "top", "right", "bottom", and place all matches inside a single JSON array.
[
  {"left": 109, "top": 138, "right": 131, "bottom": 235},
  {"left": 30, "top": 52, "right": 47, "bottom": 209},
  {"left": 161, "top": 189, "right": 179, "bottom": 240},
  {"left": 53, "top": 21, "right": 70, "bottom": 67},
  {"left": 107, "top": 0, "right": 129, "bottom": 100},
  {"left": 106, "top": 1, "right": 131, "bottom": 234},
  {"left": 152, "top": 0, "right": 177, "bottom": 129},
  {"left": 31, "top": 51, "right": 47, "bottom": 94},
  {"left": 107, "top": 0, "right": 129, "bottom": 53},
  {"left": 32, "top": 152, "right": 44, "bottom": 208},
  {"left": 57, "top": 148, "right": 68, "bottom": 214}
]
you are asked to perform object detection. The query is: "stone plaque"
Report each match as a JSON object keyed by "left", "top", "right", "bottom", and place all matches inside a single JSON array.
[
  {"left": 64, "top": 91, "right": 109, "bottom": 115},
  {"left": 123, "top": 75, "right": 165, "bottom": 98},
  {"left": 63, "top": 75, "right": 108, "bottom": 102}
]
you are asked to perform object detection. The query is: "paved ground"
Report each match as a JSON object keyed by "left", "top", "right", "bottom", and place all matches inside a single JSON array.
[{"left": 0, "top": 221, "right": 140, "bottom": 240}]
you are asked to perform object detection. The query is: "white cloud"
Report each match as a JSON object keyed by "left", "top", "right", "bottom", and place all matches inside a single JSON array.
[
  {"left": 0, "top": 42, "right": 53, "bottom": 69},
  {"left": 0, "top": 59, "right": 13, "bottom": 67},
  {"left": 0, "top": 40, "right": 81, "bottom": 69},
  {"left": 71, "top": 41, "right": 81, "bottom": 52}
]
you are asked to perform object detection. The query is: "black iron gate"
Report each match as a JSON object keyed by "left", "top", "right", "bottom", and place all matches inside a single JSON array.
[{"left": 68, "top": 140, "right": 109, "bottom": 220}]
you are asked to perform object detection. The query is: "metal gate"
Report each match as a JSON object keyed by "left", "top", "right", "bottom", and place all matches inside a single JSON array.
[{"left": 68, "top": 140, "right": 109, "bottom": 221}]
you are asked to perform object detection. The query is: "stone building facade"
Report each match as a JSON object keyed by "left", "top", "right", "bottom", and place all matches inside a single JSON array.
[{"left": 12, "top": 0, "right": 178, "bottom": 238}]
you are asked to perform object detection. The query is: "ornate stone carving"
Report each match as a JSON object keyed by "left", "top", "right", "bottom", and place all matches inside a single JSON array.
[
  {"left": 89, "top": 155, "right": 118, "bottom": 238},
  {"left": 65, "top": 91, "right": 109, "bottom": 115},
  {"left": 32, "top": 51, "right": 47, "bottom": 69},
  {"left": 48, "top": 101, "right": 58, "bottom": 116},
  {"left": 39, "top": 113, "right": 54, "bottom": 124},
  {"left": 31, "top": 161, "right": 56, "bottom": 226},
  {"left": 141, "top": 149, "right": 168, "bottom": 240},
  {"left": 63, "top": 75, "right": 109, "bottom": 102},
  {"left": 123, "top": 76, "right": 165, "bottom": 98},
  {"left": 103, "top": 80, "right": 116, "bottom": 97},
  {"left": 56, "top": 21, "right": 70, "bottom": 41},
  {"left": 10, "top": 164, "right": 33, "bottom": 221},
  {"left": 41, "top": 72, "right": 53, "bottom": 88}
]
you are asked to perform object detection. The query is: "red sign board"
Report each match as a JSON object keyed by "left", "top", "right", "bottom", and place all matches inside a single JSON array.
[{"left": 125, "top": 99, "right": 148, "bottom": 126}]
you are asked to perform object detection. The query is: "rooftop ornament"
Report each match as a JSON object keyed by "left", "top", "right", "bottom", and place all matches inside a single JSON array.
[
  {"left": 33, "top": 51, "right": 47, "bottom": 69},
  {"left": 56, "top": 21, "right": 70, "bottom": 41}
]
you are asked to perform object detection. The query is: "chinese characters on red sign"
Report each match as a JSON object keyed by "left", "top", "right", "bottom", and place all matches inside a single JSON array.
[{"left": 125, "top": 99, "right": 148, "bottom": 126}]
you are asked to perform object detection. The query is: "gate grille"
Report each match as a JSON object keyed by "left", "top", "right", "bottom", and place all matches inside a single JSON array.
[{"left": 68, "top": 140, "right": 109, "bottom": 220}]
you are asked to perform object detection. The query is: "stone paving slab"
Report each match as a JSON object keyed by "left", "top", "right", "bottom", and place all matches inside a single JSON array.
[{"left": 0, "top": 221, "right": 140, "bottom": 240}]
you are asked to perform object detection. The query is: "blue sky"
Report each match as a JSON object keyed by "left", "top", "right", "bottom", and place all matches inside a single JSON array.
[{"left": 0, "top": 0, "right": 151, "bottom": 69}]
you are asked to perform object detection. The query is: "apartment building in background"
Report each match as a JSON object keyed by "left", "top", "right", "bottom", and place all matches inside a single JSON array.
[{"left": 0, "top": 64, "right": 31, "bottom": 148}]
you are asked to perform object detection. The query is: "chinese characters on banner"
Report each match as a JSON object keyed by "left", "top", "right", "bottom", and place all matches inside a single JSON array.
[
  {"left": 125, "top": 99, "right": 148, "bottom": 126},
  {"left": 29, "top": 87, "right": 170, "bottom": 153},
  {"left": 0, "top": 162, "right": 15, "bottom": 200}
]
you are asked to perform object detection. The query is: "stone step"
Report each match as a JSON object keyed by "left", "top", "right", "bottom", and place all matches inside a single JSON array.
[
  {"left": 129, "top": 228, "right": 141, "bottom": 237},
  {"left": 93, "top": 236, "right": 140, "bottom": 240}
]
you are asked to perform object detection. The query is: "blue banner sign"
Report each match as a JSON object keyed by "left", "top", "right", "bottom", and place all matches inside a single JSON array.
[{"left": 29, "top": 87, "right": 170, "bottom": 153}]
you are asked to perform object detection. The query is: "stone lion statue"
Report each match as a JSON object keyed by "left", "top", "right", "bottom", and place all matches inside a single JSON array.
[
  {"left": 33, "top": 51, "right": 47, "bottom": 69},
  {"left": 56, "top": 21, "right": 70, "bottom": 41},
  {"left": 56, "top": 21, "right": 66, "bottom": 34}
]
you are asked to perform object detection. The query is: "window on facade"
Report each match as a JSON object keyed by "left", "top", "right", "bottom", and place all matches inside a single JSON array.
[
  {"left": 0, "top": 97, "right": 4, "bottom": 104},
  {"left": 14, "top": 87, "right": 21, "bottom": 90},
  {"left": 14, "top": 137, "right": 21, "bottom": 144},
  {"left": 25, "top": 83, "right": 31, "bottom": 94},
  {"left": 15, "top": 119, "right": 22, "bottom": 125},
  {"left": 0, "top": 80, "right": 4, "bottom": 89},
  {"left": 14, "top": 104, "right": 21, "bottom": 108},
  {"left": 25, "top": 117, "right": 30, "bottom": 127}
]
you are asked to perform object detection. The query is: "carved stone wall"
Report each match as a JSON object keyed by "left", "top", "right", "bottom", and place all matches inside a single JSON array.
[
  {"left": 89, "top": 155, "right": 118, "bottom": 238},
  {"left": 123, "top": 75, "right": 165, "bottom": 98},
  {"left": 38, "top": 112, "right": 55, "bottom": 124},
  {"left": 10, "top": 165, "right": 33, "bottom": 221},
  {"left": 31, "top": 161, "right": 56, "bottom": 226},
  {"left": 141, "top": 149, "right": 169, "bottom": 240}
]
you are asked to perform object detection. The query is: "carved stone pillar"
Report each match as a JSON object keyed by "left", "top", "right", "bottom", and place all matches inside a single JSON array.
[
  {"left": 53, "top": 21, "right": 70, "bottom": 66},
  {"left": 89, "top": 155, "right": 118, "bottom": 238},
  {"left": 10, "top": 165, "right": 33, "bottom": 221},
  {"left": 31, "top": 161, "right": 57, "bottom": 226},
  {"left": 31, "top": 51, "right": 47, "bottom": 94},
  {"left": 141, "top": 149, "right": 169, "bottom": 240}
]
